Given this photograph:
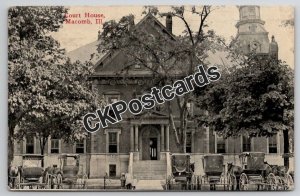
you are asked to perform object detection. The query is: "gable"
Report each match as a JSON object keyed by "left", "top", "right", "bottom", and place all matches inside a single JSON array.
[{"left": 93, "top": 14, "right": 176, "bottom": 75}]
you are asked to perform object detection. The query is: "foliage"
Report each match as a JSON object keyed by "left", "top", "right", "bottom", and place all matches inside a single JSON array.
[
  {"left": 195, "top": 55, "right": 294, "bottom": 140},
  {"left": 8, "top": 7, "right": 99, "bottom": 164}
]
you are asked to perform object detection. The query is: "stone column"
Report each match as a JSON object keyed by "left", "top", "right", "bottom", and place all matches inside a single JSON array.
[
  {"left": 135, "top": 125, "right": 138, "bottom": 152},
  {"left": 130, "top": 126, "right": 134, "bottom": 152},
  {"left": 166, "top": 125, "right": 170, "bottom": 151},
  {"left": 161, "top": 125, "right": 165, "bottom": 152}
]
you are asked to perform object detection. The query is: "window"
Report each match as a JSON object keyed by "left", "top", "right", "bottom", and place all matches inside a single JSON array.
[
  {"left": 108, "top": 132, "right": 118, "bottom": 153},
  {"left": 134, "top": 64, "right": 141, "bottom": 69},
  {"left": 242, "top": 135, "right": 251, "bottom": 152},
  {"left": 51, "top": 137, "right": 60, "bottom": 154},
  {"left": 26, "top": 136, "right": 35, "bottom": 154},
  {"left": 107, "top": 96, "right": 119, "bottom": 104},
  {"left": 269, "top": 135, "right": 277, "bottom": 153},
  {"left": 109, "top": 164, "right": 117, "bottom": 177},
  {"left": 248, "top": 7, "right": 256, "bottom": 18},
  {"left": 105, "top": 94, "right": 120, "bottom": 118},
  {"left": 186, "top": 132, "right": 192, "bottom": 153},
  {"left": 76, "top": 140, "right": 85, "bottom": 153},
  {"left": 216, "top": 135, "right": 226, "bottom": 153}
]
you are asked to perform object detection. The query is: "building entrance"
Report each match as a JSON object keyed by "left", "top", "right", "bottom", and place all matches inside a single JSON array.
[{"left": 140, "top": 125, "right": 160, "bottom": 160}]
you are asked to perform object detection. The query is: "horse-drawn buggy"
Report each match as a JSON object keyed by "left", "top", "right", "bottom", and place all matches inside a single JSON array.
[
  {"left": 47, "top": 154, "right": 87, "bottom": 189},
  {"left": 269, "top": 164, "right": 294, "bottom": 190},
  {"left": 165, "top": 153, "right": 195, "bottom": 190},
  {"left": 9, "top": 155, "right": 50, "bottom": 189},
  {"left": 200, "top": 154, "right": 234, "bottom": 190},
  {"left": 237, "top": 152, "right": 278, "bottom": 190}
]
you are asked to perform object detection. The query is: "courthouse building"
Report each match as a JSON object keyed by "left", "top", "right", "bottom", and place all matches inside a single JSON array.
[{"left": 13, "top": 6, "right": 288, "bottom": 179}]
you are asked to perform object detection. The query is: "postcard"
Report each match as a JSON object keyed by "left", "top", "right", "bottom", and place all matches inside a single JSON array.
[{"left": 8, "top": 5, "right": 294, "bottom": 191}]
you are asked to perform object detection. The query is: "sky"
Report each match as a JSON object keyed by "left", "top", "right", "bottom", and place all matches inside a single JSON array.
[{"left": 51, "top": 6, "right": 294, "bottom": 67}]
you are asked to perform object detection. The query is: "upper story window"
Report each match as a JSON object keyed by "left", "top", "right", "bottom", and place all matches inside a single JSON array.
[
  {"left": 105, "top": 92, "right": 121, "bottom": 118},
  {"left": 50, "top": 136, "right": 60, "bottom": 154},
  {"left": 106, "top": 95, "right": 119, "bottom": 104},
  {"left": 105, "top": 129, "right": 121, "bottom": 154},
  {"left": 269, "top": 134, "right": 278, "bottom": 153},
  {"left": 242, "top": 135, "right": 251, "bottom": 152},
  {"left": 26, "top": 136, "right": 35, "bottom": 154},
  {"left": 216, "top": 135, "right": 226, "bottom": 153},
  {"left": 108, "top": 132, "right": 118, "bottom": 153},
  {"left": 186, "top": 132, "right": 192, "bottom": 153},
  {"left": 75, "top": 140, "right": 85, "bottom": 154}
]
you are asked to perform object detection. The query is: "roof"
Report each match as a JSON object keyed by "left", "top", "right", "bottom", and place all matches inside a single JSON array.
[
  {"left": 135, "top": 13, "right": 176, "bottom": 40},
  {"left": 67, "top": 14, "right": 233, "bottom": 76},
  {"left": 67, "top": 13, "right": 176, "bottom": 66},
  {"left": 67, "top": 40, "right": 103, "bottom": 63}
]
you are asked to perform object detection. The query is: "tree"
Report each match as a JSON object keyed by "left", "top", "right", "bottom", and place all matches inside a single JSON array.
[
  {"left": 195, "top": 54, "right": 294, "bottom": 168},
  {"left": 97, "top": 6, "right": 222, "bottom": 152},
  {"left": 8, "top": 6, "right": 98, "bottom": 167}
]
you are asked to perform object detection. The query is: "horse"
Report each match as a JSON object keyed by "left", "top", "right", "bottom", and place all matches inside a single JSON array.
[
  {"left": 227, "top": 162, "right": 243, "bottom": 176},
  {"left": 8, "top": 166, "right": 19, "bottom": 189},
  {"left": 227, "top": 162, "right": 243, "bottom": 190}
]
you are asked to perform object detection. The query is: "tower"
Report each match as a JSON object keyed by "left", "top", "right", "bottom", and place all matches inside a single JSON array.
[{"left": 235, "top": 6, "right": 270, "bottom": 55}]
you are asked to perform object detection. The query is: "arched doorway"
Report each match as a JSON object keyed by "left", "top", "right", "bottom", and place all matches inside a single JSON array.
[{"left": 139, "top": 125, "right": 160, "bottom": 160}]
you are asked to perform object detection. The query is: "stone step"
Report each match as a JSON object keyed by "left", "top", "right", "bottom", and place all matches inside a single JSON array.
[
  {"left": 134, "top": 174, "right": 166, "bottom": 180},
  {"left": 134, "top": 174, "right": 166, "bottom": 177},
  {"left": 135, "top": 180, "right": 164, "bottom": 190},
  {"left": 133, "top": 160, "right": 167, "bottom": 180},
  {"left": 134, "top": 168, "right": 166, "bottom": 172}
]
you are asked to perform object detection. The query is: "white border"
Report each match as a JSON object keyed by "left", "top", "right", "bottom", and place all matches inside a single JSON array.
[{"left": 1, "top": 1, "right": 299, "bottom": 196}]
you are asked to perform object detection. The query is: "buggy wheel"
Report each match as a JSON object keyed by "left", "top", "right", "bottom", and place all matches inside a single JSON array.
[
  {"left": 285, "top": 174, "right": 294, "bottom": 190},
  {"left": 275, "top": 176, "right": 284, "bottom": 190},
  {"left": 239, "top": 173, "right": 248, "bottom": 191},
  {"left": 267, "top": 173, "right": 276, "bottom": 190},
  {"left": 228, "top": 174, "right": 237, "bottom": 190}
]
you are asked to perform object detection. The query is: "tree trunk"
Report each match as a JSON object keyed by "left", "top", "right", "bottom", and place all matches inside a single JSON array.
[
  {"left": 8, "top": 124, "right": 16, "bottom": 168},
  {"left": 39, "top": 136, "right": 47, "bottom": 168},
  {"left": 168, "top": 102, "right": 180, "bottom": 144},
  {"left": 283, "top": 130, "right": 289, "bottom": 169},
  {"left": 8, "top": 134, "right": 14, "bottom": 168}
]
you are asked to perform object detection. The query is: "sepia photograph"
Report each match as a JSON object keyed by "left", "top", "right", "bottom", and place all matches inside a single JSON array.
[{"left": 8, "top": 5, "right": 294, "bottom": 191}]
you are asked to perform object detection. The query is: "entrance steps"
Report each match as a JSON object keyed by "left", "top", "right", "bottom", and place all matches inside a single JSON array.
[
  {"left": 133, "top": 160, "right": 167, "bottom": 180},
  {"left": 135, "top": 180, "right": 164, "bottom": 190}
]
